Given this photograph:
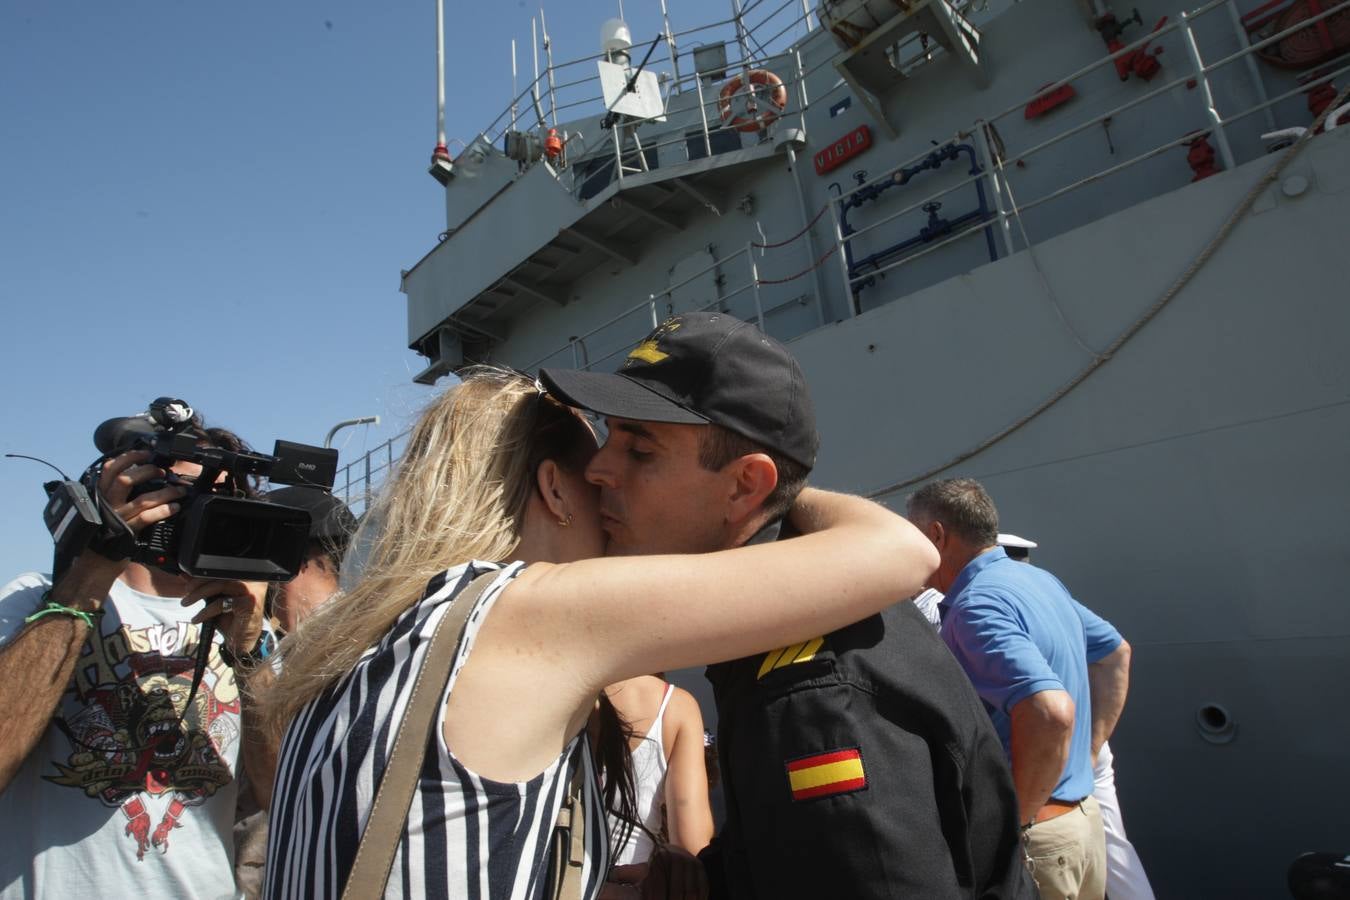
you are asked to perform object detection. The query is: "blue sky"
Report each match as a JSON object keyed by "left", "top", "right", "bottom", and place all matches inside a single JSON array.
[{"left": 0, "top": 0, "right": 740, "bottom": 581}]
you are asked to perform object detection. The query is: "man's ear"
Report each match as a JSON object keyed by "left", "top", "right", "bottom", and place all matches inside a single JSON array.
[
  {"left": 924, "top": 519, "right": 945, "bottom": 549},
  {"left": 534, "top": 459, "right": 570, "bottom": 522},
  {"left": 725, "top": 453, "right": 779, "bottom": 525}
]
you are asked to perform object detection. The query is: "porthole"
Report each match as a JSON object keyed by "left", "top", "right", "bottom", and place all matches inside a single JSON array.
[{"left": 1196, "top": 702, "right": 1236, "bottom": 745}]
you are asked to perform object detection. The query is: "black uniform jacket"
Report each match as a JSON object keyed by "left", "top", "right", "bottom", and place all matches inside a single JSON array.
[{"left": 701, "top": 526, "right": 1036, "bottom": 899}]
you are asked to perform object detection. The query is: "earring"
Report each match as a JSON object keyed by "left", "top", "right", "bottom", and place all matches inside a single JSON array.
[{"left": 557, "top": 513, "right": 573, "bottom": 527}]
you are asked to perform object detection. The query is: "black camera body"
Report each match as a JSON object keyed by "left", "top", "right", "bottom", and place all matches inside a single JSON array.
[{"left": 46, "top": 398, "right": 340, "bottom": 582}]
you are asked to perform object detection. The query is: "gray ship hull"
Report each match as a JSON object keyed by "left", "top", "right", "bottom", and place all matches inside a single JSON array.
[{"left": 392, "top": 0, "right": 1350, "bottom": 892}]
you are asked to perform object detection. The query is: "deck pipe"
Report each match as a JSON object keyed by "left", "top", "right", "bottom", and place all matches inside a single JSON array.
[{"left": 834, "top": 143, "right": 998, "bottom": 299}]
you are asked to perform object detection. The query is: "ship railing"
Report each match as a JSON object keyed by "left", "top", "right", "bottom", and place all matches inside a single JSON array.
[
  {"left": 475, "top": 0, "right": 823, "bottom": 147},
  {"left": 332, "top": 430, "right": 409, "bottom": 518},
  {"left": 522, "top": 239, "right": 792, "bottom": 374},
  {"left": 822, "top": 0, "right": 1350, "bottom": 309},
  {"left": 370, "top": 0, "right": 1349, "bottom": 493},
  {"left": 468, "top": 0, "right": 987, "bottom": 200}
]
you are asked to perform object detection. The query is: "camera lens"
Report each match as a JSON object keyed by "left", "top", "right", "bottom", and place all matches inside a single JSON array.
[{"left": 201, "top": 512, "right": 269, "bottom": 559}]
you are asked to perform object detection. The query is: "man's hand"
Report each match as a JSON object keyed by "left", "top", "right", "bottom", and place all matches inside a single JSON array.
[
  {"left": 97, "top": 449, "right": 188, "bottom": 536},
  {"left": 180, "top": 578, "right": 267, "bottom": 656}
]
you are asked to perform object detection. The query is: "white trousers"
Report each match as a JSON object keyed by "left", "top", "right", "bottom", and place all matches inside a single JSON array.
[{"left": 1093, "top": 741, "right": 1156, "bottom": 900}]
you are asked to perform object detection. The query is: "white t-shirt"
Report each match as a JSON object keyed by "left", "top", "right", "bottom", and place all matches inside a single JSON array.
[{"left": 0, "top": 572, "right": 244, "bottom": 900}]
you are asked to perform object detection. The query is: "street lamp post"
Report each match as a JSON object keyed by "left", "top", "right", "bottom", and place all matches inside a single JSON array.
[{"left": 324, "top": 415, "right": 380, "bottom": 449}]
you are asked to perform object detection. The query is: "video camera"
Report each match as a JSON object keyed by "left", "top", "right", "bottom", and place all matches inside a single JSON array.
[{"left": 43, "top": 397, "right": 340, "bottom": 582}]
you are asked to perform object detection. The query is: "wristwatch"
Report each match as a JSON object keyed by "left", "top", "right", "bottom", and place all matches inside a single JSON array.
[{"left": 218, "top": 633, "right": 272, "bottom": 670}]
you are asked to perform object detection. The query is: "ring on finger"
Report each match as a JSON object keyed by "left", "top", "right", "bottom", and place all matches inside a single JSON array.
[{"left": 218, "top": 598, "right": 235, "bottom": 614}]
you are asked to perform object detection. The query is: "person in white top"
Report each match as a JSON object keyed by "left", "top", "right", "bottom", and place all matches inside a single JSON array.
[{"left": 603, "top": 676, "right": 714, "bottom": 865}]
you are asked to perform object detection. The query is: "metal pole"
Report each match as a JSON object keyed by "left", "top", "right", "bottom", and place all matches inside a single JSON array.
[
  {"left": 324, "top": 415, "right": 381, "bottom": 449},
  {"left": 659, "top": 0, "right": 683, "bottom": 94},
  {"left": 511, "top": 39, "right": 519, "bottom": 131},
  {"left": 1180, "top": 10, "right": 1236, "bottom": 170},
  {"left": 827, "top": 197, "right": 857, "bottom": 317},
  {"left": 747, "top": 244, "right": 766, "bottom": 330},
  {"left": 363, "top": 450, "right": 373, "bottom": 509},
  {"left": 785, "top": 146, "right": 827, "bottom": 326},
  {"left": 731, "top": 0, "right": 751, "bottom": 68},
  {"left": 531, "top": 17, "right": 547, "bottom": 128},
  {"left": 973, "top": 122, "right": 1016, "bottom": 258},
  {"left": 1223, "top": 0, "right": 1277, "bottom": 132},
  {"left": 434, "top": 0, "right": 446, "bottom": 149},
  {"left": 695, "top": 74, "right": 713, "bottom": 158},
  {"left": 800, "top": 0, "right": 814, "bottom": 32},
  {"left": 794, "top": 49, "right": 809, "bottom": 135},
  {"left": 541, "top": 8, "right": 559, "bottom": 127}
]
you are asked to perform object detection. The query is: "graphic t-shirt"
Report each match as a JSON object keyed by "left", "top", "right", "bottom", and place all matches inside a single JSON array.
[{"left": 0, "top": 572, "right": 243, "bottom": 900}]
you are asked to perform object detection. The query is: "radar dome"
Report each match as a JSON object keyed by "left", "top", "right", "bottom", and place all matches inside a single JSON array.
[{"left": 600, "top": 18, "right": 633, "bottom": 54}]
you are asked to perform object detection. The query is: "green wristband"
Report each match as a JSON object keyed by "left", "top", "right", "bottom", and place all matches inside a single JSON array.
[{"left": 24, "top": 592, "right": 104, "bottom": 631}]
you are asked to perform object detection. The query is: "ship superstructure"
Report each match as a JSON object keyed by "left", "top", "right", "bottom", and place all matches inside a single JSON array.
[{"left": 369, "top": 0, "right": 1350, "bottom": 894}]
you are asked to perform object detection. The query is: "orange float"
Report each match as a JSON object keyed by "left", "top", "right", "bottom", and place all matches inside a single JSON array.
[{"left": 717, "top": 69, "right": 788, "bottom": 133}]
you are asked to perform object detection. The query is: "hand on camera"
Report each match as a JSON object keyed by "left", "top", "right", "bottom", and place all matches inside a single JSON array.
[
  {"left": 98, "top": 449, "right": 189, "bottom": 535},
  {"left": 180, "top": 578, "right": 267, "bottom": 659}
]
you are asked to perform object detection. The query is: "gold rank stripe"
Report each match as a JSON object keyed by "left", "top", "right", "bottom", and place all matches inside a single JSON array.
[{"left": 756, "top": 636, "right": 825, "bottom": 679}]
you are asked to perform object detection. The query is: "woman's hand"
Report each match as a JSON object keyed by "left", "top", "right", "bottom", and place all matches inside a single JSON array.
[{"left": 601, "top": 846, "right": 708, "bottom": 900}]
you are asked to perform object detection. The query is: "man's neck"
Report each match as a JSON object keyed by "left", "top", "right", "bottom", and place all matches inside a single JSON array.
[
  {"left": 939, "top": 544, "right": 998, "bottom": 592},
  {"left": 726, "top": 513, "right": 779, "bottom": 550}
]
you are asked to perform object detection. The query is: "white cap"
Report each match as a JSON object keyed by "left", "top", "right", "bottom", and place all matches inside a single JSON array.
[{"left": 997, "top": 533, "right": 1038, "bottom": 549}]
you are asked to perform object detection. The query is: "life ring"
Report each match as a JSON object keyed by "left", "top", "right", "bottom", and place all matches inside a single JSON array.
[{"left": 717, "top": 69, "right": 788, "bottom": 133}]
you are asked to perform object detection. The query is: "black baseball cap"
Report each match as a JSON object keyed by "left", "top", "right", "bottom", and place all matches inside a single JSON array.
[
  {"left": 540, "top": 312, "right": 818, "bottom": 469},
  {"left": 266, "top": 486, "right": 357, "bottom": 545}
]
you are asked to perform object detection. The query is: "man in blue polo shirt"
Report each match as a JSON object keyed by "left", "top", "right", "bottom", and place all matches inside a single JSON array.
[{"left": 907, "top": 479, "right": 1131, "bottom": 900}]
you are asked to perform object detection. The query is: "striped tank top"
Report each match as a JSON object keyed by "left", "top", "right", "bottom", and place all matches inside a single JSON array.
[{"left": 264, "top": 561, "right": 611, "bottom": 899}]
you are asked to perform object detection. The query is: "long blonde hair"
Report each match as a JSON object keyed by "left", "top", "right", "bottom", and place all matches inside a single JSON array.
[{"left": 262, "top": 367, "right": 593, "bottom": 735}]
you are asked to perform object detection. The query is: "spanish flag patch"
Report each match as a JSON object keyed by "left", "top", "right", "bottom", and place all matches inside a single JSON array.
[{"left": 785, "top": 748, "right": 867, "bottom": 802}]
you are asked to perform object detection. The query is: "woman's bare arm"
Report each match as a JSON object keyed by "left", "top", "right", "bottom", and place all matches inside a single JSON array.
[
  {"left": 507, "top": 487, "right": 937, "bottom": 688},
  {"left": 662, "top": 688, "right": 714, "bottom": 856}
]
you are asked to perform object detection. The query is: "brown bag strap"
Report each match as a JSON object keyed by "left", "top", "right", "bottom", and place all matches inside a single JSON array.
[
  {"left": 549, "top": 757, "right": 589, "bottom": 900},
  {"left": 340, "top": 571, "right": 499, "bottom": 900}
]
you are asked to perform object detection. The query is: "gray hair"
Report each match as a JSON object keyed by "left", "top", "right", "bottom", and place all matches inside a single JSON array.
[{"left": 906, "top": 478, "right": 999, "bottom": 548}]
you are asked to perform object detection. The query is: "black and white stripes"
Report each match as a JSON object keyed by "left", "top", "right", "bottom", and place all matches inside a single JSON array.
[{"left": 265, "top": 561, "right": 610, "bottom": 900}]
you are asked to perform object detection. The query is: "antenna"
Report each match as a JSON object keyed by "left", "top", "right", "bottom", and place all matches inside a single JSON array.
[
  {"left": 531, "top": 17, "right": 547, "bottom": 128},
  {"left": 511, "top": 39, "right": 518, "bottom": 131},
  {"left": 429, "top": 0, "right": 453, "bottom": 183},
  {"left": 541, "top": 7, "right": 558, "bottom": 127}
]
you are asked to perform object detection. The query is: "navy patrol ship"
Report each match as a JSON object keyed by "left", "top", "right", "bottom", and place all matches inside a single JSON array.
[{"left": 356, "top": 0, "right": 1350, "bottom": 894}]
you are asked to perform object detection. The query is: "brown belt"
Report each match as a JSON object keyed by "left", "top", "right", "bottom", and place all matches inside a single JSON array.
[{"left": 1032, "top": 798, "right": 1083, "bottom": 824}]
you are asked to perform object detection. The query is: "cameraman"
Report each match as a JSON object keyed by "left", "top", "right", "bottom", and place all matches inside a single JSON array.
[{"left": 0, "top": 426, "right": 272, "bottom": 898}]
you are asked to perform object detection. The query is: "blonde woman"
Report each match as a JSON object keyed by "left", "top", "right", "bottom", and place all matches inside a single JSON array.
[{"left": 261, "top": 369, "right": 936, "bottom": 900}]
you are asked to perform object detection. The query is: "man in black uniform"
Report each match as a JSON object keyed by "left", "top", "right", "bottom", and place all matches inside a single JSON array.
[{"left": 543, "top": 312, "right": 1034, "bottom": 899}]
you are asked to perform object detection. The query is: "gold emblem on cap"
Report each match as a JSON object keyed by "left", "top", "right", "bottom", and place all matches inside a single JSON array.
[
  {"left": 628, "top": 340, "right": 669, "bottom": 364},
  {"left": 626, "top": 319, "right": 681, "bottom": 365}
]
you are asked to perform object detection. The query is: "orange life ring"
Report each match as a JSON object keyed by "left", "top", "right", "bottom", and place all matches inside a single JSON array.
[{"left": 717, "top": 69, "right": 788, "bottom": 133}]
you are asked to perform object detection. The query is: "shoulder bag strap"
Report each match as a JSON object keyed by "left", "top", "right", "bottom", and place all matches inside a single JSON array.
[
  {"left": 339, "top": 570, "right": 500, "bottom": 900},
  {"left": 548, "top": 752, "right": 589, "bottom": 900}
]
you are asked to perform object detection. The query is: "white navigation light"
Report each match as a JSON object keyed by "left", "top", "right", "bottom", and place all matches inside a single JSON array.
[{"left": 600, "top": 18, "right": 633, "bottom": 55}]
